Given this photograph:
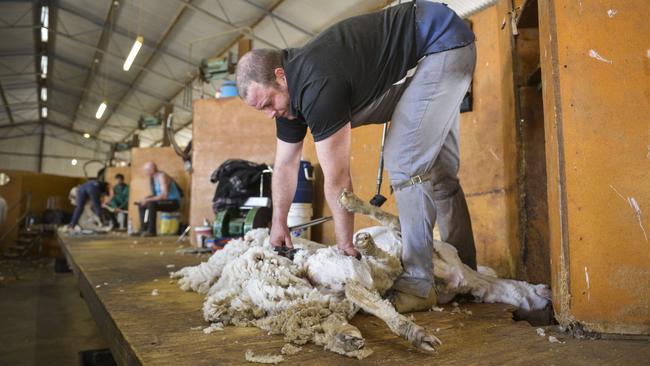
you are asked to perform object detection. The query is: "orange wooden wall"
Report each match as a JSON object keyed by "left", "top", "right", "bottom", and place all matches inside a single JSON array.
[
  {"left": 539, "top": 0, "right": 650, "bottom": 334},
  {"left": 0, "top": 170, "right": 82, "bottom": 250},
  {"left": 189, "top": 98, "right": 276, "bottom": 244}
]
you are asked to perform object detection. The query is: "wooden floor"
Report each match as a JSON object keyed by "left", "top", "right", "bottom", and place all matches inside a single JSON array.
[{"left": 59, "top": 234, "right": 650, "bottom": 365}]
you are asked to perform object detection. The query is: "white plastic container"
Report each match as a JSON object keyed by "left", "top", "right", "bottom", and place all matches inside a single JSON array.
[
  {"left": 194, "top": 226, "right": 213, "bottom": 247},
  {"left": 287, "top": 203, "right": 313, "bottom": 239}
]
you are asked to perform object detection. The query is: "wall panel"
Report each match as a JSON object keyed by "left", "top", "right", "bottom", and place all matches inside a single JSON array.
[
  {"left": 539, "top": 0, "right": 650, "bottom": 334},
  {"left": 189, "top": 98, "right": 277, "bottom": 244},
  {"left": 0, "top": 170, "right": 82, "bottom": 250}
]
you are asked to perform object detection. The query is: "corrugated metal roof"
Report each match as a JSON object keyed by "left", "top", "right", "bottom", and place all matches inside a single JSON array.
[{"left": 0, "top": 0, "right": 495, "bottom": 176}]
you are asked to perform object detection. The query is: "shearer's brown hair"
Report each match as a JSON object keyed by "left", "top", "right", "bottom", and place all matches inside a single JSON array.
[{"left": 236, "top": 49, "right": 283, "bottom": 100}]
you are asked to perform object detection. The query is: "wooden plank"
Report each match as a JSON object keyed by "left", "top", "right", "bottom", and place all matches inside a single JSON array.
[
  {"left": 58, "top": 234, "right": 650, "bottom": 365},
  {"left": 539, "top": 0, "right": 650, "bottom": 334}
]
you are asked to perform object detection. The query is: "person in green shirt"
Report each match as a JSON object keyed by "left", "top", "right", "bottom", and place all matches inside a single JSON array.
[{"left": 107, "top": 173, "right": 129, "bottom": 211}]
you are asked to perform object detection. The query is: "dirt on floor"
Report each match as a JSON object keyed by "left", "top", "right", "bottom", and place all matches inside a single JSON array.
[{"left": 0, "top": 257, "right": 108, "bottom": 366}]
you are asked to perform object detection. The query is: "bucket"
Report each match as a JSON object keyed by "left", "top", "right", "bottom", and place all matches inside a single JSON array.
[
  {"left": 116, "top": 211, "right": 127, "bottom": 229},
  {"left": 287, "top": 203, "right": 313, "bottom": 239},
  {"left": 293, "top": 160, "right": 314, "bottom": 203},
  {"left": 159, "top": 212, "right": 180, "bottom": 235},
  {"left": 194, "top": 225, "right": 213, "bottom": 247},
  {"left": 219, "top": 80, "right": 238, "bottom": 98}
]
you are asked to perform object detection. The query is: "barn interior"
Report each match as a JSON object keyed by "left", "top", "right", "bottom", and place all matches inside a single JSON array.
[{"left": 1, "top": 0, "right": 649, "bottom": 365}]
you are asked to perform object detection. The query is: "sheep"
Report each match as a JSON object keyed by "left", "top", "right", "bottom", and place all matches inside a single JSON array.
[
  {"left": 172, "top": 190, "right": 550, "bottom": 359},
  {"left": 64, "top": 186, "right": 113, "bottom": 233}
]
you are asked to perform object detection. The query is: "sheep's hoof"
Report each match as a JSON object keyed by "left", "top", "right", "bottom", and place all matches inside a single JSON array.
[
  {"left": 338, "top": 190, "right": 360, "bottom": 212},
  {"left": 334, "top": 333, "right": 365, "bottom": 353},
  {"left": 407, "top": 323, "right": 441, "bottom": 353},
  {"left": 412, "top": 326, "right": 441, "bottom": 353},
  {"left": 354, "top": 232, "right": 372, "bottom": 249},
  {"left": 535, "top": 284, "right": 552, "bottom": 300}
]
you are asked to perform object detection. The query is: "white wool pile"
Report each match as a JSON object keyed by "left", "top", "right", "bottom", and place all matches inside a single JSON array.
[
  {"left": 202, "top": 245, "right": 336, "bottom": 325},
  {"left": 172, "top": 234, "right": 258, "bottom": 294},
  {"left": 305, "top": 247, "right": 374, "bottom": 294},
  {"left": 172, "top": 228, "right": 332, "bottom": 294},
  {"left": 173, "top": 225, "right": 551, "bottom": 359},
  {"left": 245, "top": 350, "right": 284, "bottom": 364}
]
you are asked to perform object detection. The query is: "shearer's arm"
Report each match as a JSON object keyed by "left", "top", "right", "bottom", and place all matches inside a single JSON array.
[
  {"left": 315, "top": 123, "right": 358, "bottom": 257},
  {"left": 270, "top": 138, "right": 303, "bottom": 248}
]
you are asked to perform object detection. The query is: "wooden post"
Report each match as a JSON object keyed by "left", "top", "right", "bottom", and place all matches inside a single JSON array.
[{"left": 161, "top": 104, "right": 173, "bottom": 147}]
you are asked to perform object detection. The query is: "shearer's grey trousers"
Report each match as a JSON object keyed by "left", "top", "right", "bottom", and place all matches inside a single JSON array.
[{"left": 350, "top": 43, "right": 477, "bottom": 298}]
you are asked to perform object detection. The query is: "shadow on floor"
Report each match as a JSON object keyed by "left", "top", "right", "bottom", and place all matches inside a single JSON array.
[{"left": 0, "top": 258, "right": 108, "bottom": 366}]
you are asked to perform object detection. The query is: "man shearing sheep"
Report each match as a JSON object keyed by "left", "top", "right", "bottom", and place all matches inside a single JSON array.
[{"left": 236, "top": 0, "right": 477, "bottom": 312}]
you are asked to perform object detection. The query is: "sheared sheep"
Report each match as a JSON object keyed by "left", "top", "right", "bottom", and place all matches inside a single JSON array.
[{"left": 172, "top": 190, "right": 550, "bottom": 359}]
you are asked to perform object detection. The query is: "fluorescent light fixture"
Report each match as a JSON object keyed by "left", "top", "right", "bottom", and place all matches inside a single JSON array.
[
  {"left": 40, "top": 87, "right": 47, "bottom": 102},
  {"left": 41, "top": 107, "right": 47, "bottom": 118},
  {"left": 95, "top": 101, "right": 107, "bottom": 119},
  {"left": 41, "top": 6, "right": 49, "bottom": 27},
  {"left": 123, "top": 36, "right": 144, "bottom": 71},
  {"left": 40, "top": 55, "right": 48, "bottom": 78},
  {"left": 40, "top": 7, "right": 48, "bottom": 42},
  {"left": 83, "top": 133, "right": 90, "bottom": 139},
  {"left": 71, "top": 158, "right": 78, "bottom": 166}
]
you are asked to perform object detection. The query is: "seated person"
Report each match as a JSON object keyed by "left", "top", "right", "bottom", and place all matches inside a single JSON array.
[
  {"left": 135, "top": 162, "right": 182, "bottom": 236},
  {"left": 107, "top": 173, "right": 129, "bottom": 211},
  {"left": 67, "top": 179, "right": 109, "bottom": 230},
  {"left": 105, "top": 173, "right": 129, "bottom": 229}
]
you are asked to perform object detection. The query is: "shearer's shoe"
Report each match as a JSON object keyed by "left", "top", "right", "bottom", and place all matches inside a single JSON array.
[{"left": 389, "top": 287, "right": 438, "bottom": 313}]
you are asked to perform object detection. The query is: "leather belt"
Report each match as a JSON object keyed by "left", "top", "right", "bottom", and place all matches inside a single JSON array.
[{"left": 392, "top": 174, "right": 431, "bottom": 191}]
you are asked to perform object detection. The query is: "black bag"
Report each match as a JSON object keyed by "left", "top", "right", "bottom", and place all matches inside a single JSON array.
[{"left": 211, "top": 159, "right": 270, "bottom": 213}]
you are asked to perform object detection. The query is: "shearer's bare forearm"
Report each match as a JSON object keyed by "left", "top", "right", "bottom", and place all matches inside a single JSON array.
[
  {"left": 324, "top": 174, "right": 354, "bottom": 249},
  {"left": 272, "top": 139, "right": 303, "bottom": 225},
  {"left": 315, "top": 123, "right": 355, "bottom": 250}
]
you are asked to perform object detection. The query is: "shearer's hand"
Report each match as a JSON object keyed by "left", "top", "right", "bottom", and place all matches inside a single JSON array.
[
  {"left": 339, "top": 243, "right": 360, "bottom": 259},
  {"left": 270, "top": 221, "right": 294, "bottom": 249}
]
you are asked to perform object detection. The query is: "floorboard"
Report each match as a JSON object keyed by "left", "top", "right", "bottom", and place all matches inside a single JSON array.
[{"left": 58, "top": 233, "right": 650, "bottom": 365}]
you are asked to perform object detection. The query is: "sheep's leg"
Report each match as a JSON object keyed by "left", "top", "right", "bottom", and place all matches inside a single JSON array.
[
  {"left": 320, "top": 313, "right": 367, "bottom": 356},
  {"left": 354, "top": 232, "right": 400, "bottom": 268},
  {"left": 353, "top": 232, "right": 402, "bottom": 294},
  {"left": 433, "top": 241, "right": 551, "bottom": 311},
  {"left": 345, "top": 280, "right": 440, "bottom": 352},
  {"left": 339, "top": 190, "right": 400, "bottom": 232}
]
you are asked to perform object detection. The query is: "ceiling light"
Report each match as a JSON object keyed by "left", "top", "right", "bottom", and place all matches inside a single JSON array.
[
  {"left": 40, "top": 6, "right": 49, "bottom": 27},
  {"left": 41, "top": 107, "right": 47, "bottom": 118},
  {"left": 95, "top": 101, "right": 107, "bottom": 119},
  {"left": 83, "top": 133, "right": 90, "bottom": 139},
  {"left": 71, "top": 158, "right": 78, "bottom": 166},
  {"left": 40, "top": 87, "right": 47, "bottom": 102},
  {"left": 123, "top": 36, "right": 143, "bottom": 71},
  {"left": 40, "top": 55, "right": 48, "bottom": 78},
  {"left": 41, "top": 27, "right": 48, "bottom": 42}
]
